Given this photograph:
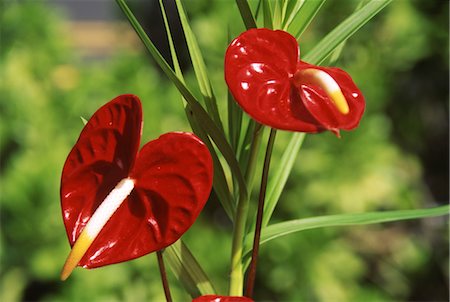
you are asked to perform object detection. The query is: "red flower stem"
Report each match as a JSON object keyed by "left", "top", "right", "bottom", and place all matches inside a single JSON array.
[
  {"left": 157, "top": 250, "right": 173, "bottom": 302},
  {"left": 245, "top": 128, "right": 277, "bottom": 298}
]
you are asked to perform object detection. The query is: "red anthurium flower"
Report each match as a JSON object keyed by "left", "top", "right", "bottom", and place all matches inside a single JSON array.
[
  {"left": 193, "top": 295, "right": 254, "bottom": 302},
  {"left": 225, "top": 28, "right": 365, "bottom": 136},
  {"left": 60, "top": 94, "right": 213, "bottom": 280}
]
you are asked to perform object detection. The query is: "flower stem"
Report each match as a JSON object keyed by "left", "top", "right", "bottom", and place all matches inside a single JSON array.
[
  {"left": 229, "top": 124, "right": 263, "bottom": 295},
  {"left": 157, "top": 250, "right": 173, "bottom": 302},
  {"left": 245, "top": 128, "right": 277, "bottom": 297}
]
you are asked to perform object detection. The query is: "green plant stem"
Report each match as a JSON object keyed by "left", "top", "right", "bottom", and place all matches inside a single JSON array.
[
  {"left": 157, "top": 250, "right": 173, "bottom": 302},
  {"left": 229, "top": 124, "right": 263, "bottom": 295},
  {"left": 245, "top": 128, "right": 276, "bottom": 298}
]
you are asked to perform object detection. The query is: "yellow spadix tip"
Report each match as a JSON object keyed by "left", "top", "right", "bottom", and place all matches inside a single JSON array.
[
  {"left": 60, "top": 231, "right": 93, "bottom": 281},
  {"left": 294, "top": 68, "right": 350, "bottom": 115},
  {"left": 330, "top": 90, "right": 350, "bottom": 115},
  {"left": 60, "top": 177, "right": 135, "bottom": 281}
]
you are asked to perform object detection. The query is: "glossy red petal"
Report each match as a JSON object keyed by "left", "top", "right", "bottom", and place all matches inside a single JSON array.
[
  {"left": 225, "top": 28, "right": 320, "bottom": 132},
  {"left": 193, "top": 295, "right": 254, "bottom": 302},
  {"left": 296, "top": 61, "right": 365, "bottom": 133},
  {"left": 61, "top": 94, "right": 142, "bottom": 249},
  {"left": 81, "top": 132, "right": 213, "bottom": 267}
]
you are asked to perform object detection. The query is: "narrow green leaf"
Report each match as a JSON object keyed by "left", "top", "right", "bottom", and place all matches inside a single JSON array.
[
  {"left": 262, "top": 0, "right": 273, "bottom": 29},
  {"left": 244, "top": 205, "right": 450, "bottom": 255},
  {"left": 282, "top": 0, "right": 302, "bottom": 26},
  {"left": 254, "top": 0, "right": 262, "bottom": 22},
  {"left": 272, "top": 0, "right": 282, "bottom": 29},
  {"left": 174, "top": 0, "right": 223, "bottom": 130},
  {"left": 327, "top": 0, "right": 365, "bottom": 65},
  {"left": 235, "top": 0, "right": 257, "bottom": 29},
  {"left": 186, "top": 106, "right": 235, "bottom": 220},
  {"left": 80, "top": 116, "right": 88, "bottom": 125},
  {"left": 280, "top": 0, "right": 289, "bottom": 25},
  {"left": 283, "top": 0, "right": 305, "bottom": 30},
  {"left": 304, "top": 0, "right": 392, "bottom": 65},
  {"left": 226, "top": 29, "right": 243, "bottom": 155},
  {"left": 116, "top": 0, "right": 183, "bottom": 90},
  {"left": 262, "top": 132, "right": 306, "bottom": 227},
  {"left": 228, "top": 91, "right": 243, "bottom": 154},
  {"left": 165, "top": 240, "right": 217, "bottom": 297},
  {"left": 116, "top": 0, "right": 248, "bottom": 205},
  {"left": 285, "top": 0, "right": 326, "bottom": 37},
  {"left": 159, "top": 0, "right": 183, "bottom": 78},
  {"left": 238, "top": 120, "right": 259, "bottom": 174}
]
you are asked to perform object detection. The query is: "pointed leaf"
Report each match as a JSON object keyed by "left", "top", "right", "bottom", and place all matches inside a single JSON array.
[
  {"left": 304, "top": 0, "right": 392, "bottom": 65},
  {"left": 262, "top": 132, "right": 306, "bottom": 226},
  {"left": 245, "top": 205, "right": 450, "bottom": 255},
  {"left": 175, "top": 0, "right": 223, "bottom": 129},
  {"left": 285, "top": 0, "right": 326, "bottom": 38},
  {"left": 165, "top": 240, "right": 217, "bottom": 297}
]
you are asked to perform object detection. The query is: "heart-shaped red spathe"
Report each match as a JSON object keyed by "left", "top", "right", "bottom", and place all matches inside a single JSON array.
[
  {"left": 61, "top": 94, "right": 213, "bottom": 268},
  {"left": 224, "top": 28, "right": 365, "bottom": 134}
]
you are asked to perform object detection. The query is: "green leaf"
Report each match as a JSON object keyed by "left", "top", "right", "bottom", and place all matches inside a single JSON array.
[
  {"left": 159, "top": 0, "right": 183, "bottom": 79},
  {"left": 174, "top": 0, "right": 223, "bottom": 130},
  {"left": 164, "top": 240, "right": 217, "bottom": 297},
  {"left": 238, "top": 121, "right": 262, "bottom": 183},
  {"left": 228, "top": 91, "right": 243, "bottom": 155},
  {"left": 186, "top": 106, "right": 235, "bottom": 220},
  {"left": 326, "top": 1, "right": 365, "bottom": 65},
  {"left": 80, "top": 116, "right": 88, "bottom": 125},
  {"left": 244, "top": 205, "right": 450, "bottom": 256},
  {"left": 262, "top": 0, "right": 273, "bottom": 29},
  {"left": 262, "top": 132, "right": 306, "bottom": 227},
  {"left": 285, "top": 0, "right": 326, "bottom": 38},
  {"left": 272, "top": 0, "right": 282, "bottom": 29},
  {"left": 235, "top": 0, "right": 257, "bottom": 29},
  {"left": 226, "top": 28, "right": 243, "bottom": 156},
  {"left": 304, "top": 0, "right": 392, "bottom": 65},
  {"left": 282, "top": 0, "right": 303, "bottom": 25},
  {"left": 116, "top": 0, "right": 183, "bottom": 91}
]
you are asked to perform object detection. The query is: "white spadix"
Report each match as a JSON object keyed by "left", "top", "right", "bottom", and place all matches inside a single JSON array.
[{"left": 60, "top": 177, "right": 135, "bottom": 281}]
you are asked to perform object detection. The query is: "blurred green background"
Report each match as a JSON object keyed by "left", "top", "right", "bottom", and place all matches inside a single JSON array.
[{"left": 1, "top": 0, "right": 448, "bottom": 301}]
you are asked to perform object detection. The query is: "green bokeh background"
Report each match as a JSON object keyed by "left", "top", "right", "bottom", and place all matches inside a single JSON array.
[{"left": 0, "top": 1, "right": 448, "bottom": 301}]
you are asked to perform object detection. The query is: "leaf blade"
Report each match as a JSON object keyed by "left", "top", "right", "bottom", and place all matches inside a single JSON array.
[
  {"left": 285, "top": 0, "right": 326, "bottom": 37},
  {"left": 304, "top": 0, "right": 392, "bottom": 65},
  {"left": 174, "top": 0, "right": 223, "bottom": 129},
  {"left": 262, "top": 132, "right": 306, "bottom": 227},
  {"left": 165, "top": 240, "right": 216, "bottom": 297},
  {"left": 244, "top": 205, "right": 450, "bottom": 255}
]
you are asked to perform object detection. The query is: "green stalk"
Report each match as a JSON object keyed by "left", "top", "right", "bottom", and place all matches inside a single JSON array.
[{"left": 229, "top": 124, "right": 264, "bottom": 295}]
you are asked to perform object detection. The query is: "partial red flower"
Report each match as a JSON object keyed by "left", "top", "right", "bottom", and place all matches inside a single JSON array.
[
  {"left": 60, "top": 94, "right": 213, "bottom": 280},
  {"left": 193, "top": 295, "right": 254, "bottom": 302},
  {"left": 225, "top": 28, "right": 365, "bottom": 136}
]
